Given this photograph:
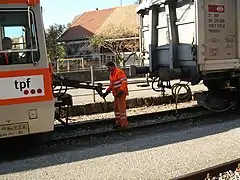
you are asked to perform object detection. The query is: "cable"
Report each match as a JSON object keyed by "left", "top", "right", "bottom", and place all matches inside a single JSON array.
[
  {"left": 171, "top": 82, "right": 192, "bottom": 113},
  {"left": 200, "top": 91, "right": 237, "bottom": 112},
  {"left": 152, "top": 77, "right": 163, "bottom": 92},
  {"left": 171, "top": 81, "right": 236, "bottom": 113},
  {"left": 52, "top": 74, "right": 68, "bottom": 98},
  {"left": 201, "top": 102, "right": 236, "bottom": 112},
  {"left": 151, "top": 77, "right": 171, "bottom": 93}
]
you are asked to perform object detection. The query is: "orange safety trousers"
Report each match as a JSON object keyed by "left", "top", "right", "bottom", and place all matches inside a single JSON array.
[
  {"left": 106, "top": 67, "right": 129, "bottom": 127},
  {"left": 114, "top": 94, "right": 128, "bottom": 127}
]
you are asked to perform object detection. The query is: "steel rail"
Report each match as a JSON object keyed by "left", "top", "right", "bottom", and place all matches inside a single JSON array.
[
  {"left": 56, "top": 90, "right": 202, "bottom": 117},
  {"left": 49, "top": 105, "right": 234, "bottom": 143},
  {"left": 173, "top": 158, "right": 240, "bottom": 180},
  {"left": 0, "top": 105, "right": 237, "bottom": 163},
  {"left": 54, "top": 105, "right": 209, "bottom": 132}
]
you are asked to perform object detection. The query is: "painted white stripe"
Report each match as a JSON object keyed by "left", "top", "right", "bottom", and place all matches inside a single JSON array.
[
  {"left": 120, "top": 116, "right": 127, "bottom": 119},
  {"left": 113, "top": 77, "right": 127, "bottom": 84},
  {"left": 114, "top": 84, "right": 121, "bottom": 88}
]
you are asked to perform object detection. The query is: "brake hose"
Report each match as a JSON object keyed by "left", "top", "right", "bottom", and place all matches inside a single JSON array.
[
  {"left": 52, "top": 74, "right": 68, "bottom": 98},
  {"left": 171, "top": 82, "right": 192, "bottom": 113}
]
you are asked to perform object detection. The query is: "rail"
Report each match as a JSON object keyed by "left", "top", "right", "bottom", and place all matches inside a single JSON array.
[
  {"left": 0, "top": 105, "right": 237, "bottom": 163},
  {"left": 174, "top": 158, "right": 240, "bottom": 180}
]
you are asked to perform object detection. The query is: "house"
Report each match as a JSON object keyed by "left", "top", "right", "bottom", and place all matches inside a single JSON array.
[
  {"left": 57, "top": 4, "right": 140, "bottom": 67},
  {"left": 12, "top": 36, "right": 24, "bottom": 49}
]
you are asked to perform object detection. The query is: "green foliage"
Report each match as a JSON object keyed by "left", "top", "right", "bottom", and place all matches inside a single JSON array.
[
  {"left": 133, "top": 0, "right": 141, "bottom": 4},
  {"left": 90, "top": 24, "right": 139, "bottom": 65},
  {"left": 90, "top": 35, "right": 106, "bottom": 48},
  {"left": 45, "top": 24, "right": 66, "bottom": 62}
]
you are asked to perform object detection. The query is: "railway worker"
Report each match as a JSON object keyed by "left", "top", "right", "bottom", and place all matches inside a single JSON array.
[
  {"left": 0, "top": 37, "right": 13, "bottom": 65},
  {"left": 102, "top": 61, "right": 129, "bottom": 129}
]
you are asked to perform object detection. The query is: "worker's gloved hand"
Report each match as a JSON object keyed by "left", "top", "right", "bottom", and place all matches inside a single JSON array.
[
  {"left": 102, "top": 91, "right": 110, "bottom": 99},
  {"left": 115, "top": 90, "right": 124, "bottom": 98}
]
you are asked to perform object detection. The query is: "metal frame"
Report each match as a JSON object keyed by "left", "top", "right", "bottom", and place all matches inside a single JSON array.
[
  {"left": 52, "top": 73, "right": 105, "bottom": 126},
  {"left": 0, "top": 9, "right": 39, "bottom": 53}
]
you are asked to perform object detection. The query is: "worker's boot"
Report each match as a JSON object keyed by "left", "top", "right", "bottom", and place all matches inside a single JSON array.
[
  {"left": 113, "top": 120, "right": 121, "bottom": 129},
  {"left": 120, "top": 124, "right": 129, "bottom": 129},
  {"left": 120, "top": 119, "right": 129, "bottom": 129},
  {"left": 118, "top": 119, "right": 129, "bottom": 129},
  {"left": 113, "top": 124, "right": 122, "bottom": 129}
]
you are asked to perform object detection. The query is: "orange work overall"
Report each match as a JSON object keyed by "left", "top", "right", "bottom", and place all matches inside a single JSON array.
[{"left": 106, "top": 67, "right": 129, "bottom": 127}]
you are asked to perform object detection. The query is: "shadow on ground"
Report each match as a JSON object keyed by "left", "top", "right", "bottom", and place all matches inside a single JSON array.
[{"left": 0, "top": 113, "right": 239, "bottom": 175}]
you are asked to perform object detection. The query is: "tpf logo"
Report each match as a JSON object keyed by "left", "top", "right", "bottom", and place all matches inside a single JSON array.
[{"left": 14, "top": 78, "right": 43, "bottom": 95}]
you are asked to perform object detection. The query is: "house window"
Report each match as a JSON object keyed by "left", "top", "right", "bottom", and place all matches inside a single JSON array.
[{"left": 111, "top": 56, "right": 115, "bottom": 61}]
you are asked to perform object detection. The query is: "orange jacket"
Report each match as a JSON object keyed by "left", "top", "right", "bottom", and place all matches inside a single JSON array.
[{"left": 106, "top": 67, "right": 129, "bottom": 96}]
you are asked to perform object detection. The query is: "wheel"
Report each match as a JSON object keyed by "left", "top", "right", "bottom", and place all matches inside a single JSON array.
[{"left": 203, "top": 79, "right": 225, "bottom": 92}]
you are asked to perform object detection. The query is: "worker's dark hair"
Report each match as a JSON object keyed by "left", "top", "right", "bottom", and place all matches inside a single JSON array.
[{"left": 106, "top": 61, "right": 115, "bottom": 67}]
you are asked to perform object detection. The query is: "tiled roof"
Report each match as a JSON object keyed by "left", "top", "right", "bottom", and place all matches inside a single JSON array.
[
  {"left": 96, "top": 5, "right": 139, "bottom": 37},
  {"left": 58, "top": 5, "right": 139, "bottom": 42}
]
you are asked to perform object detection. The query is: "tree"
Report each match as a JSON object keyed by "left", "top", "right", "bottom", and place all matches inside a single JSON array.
[
  {"left": 90, "top": 24, "right": 139, "bottom": 66},
  {"left": 133, "top": 0, "right": 141, "bottom": 4},
  {"left": 67, "top": 23, "right": 71, "bottom": 28},
  {"left": 45, "top": 24, "right": 66, "bottom": 63}
]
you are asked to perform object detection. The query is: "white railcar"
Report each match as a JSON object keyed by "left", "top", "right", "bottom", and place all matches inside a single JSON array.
[
  {"left": 0, "top": 0, "right": 54, "bottom": 139},
  {"left": 133, "top": 0, "right": 240, "bottom": 110}
]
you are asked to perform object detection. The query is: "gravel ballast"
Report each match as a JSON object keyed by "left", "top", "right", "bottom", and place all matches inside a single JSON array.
[
  {"left": 59, "top": 101, "right": 198, "bottom": 124},
  {"left": 205, "top": 169, "right": 240, "bottom": 180},
  {"left": 1, "top": 115, "right": 240, "bottom": 180}
]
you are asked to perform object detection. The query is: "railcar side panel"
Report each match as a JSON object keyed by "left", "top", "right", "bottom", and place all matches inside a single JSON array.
[
  {"left": 197, "top": 0, "right": 240, "bottom": 72},
  {"left": 138, "top": 0, "right": 240, "bottom": 74}
]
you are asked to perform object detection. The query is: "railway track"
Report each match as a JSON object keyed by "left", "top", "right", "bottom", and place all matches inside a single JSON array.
[
  {"left": 0, "top": 104, "right": 238, "bottom": 164},
  {"left": 59, "top": 88, "right": 207, "bottom": 117},
  {"left": 52, "top": 105, "right": 216, "bottom": 142},
  {"left": 174, "top": 158, "right": 240, "bottom": 180}
]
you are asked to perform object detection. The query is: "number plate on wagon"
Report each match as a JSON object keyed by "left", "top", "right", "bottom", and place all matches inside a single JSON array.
[{"left": 0, "top": 122, "right": 29, "bottom": 138}]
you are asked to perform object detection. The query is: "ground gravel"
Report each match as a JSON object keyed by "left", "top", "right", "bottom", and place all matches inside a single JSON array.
[
  {"left": 206, "top": 169, "right": 240, "bottom": 180},
  {"left": 66, "top": 101, "right": 198, "bottom": 123},
  {"left": 1, "top": 115, "right": 240, "bottom": 180}
]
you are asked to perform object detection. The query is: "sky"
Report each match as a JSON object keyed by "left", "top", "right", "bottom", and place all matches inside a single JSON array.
[
  {"left": 41, "top": 0, "right": 137, "bottom": 28},
  {"left": 5, "top": 0, "right": 137, "bottom": 39}
]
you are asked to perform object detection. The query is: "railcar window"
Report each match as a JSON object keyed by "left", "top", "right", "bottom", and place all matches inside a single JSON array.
[{"left": 0, "top": 10, "right": 40, "bottom": 65}]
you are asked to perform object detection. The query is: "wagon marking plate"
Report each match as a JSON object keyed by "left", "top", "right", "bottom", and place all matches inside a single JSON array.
[{"left": 0, "top": 122, "right": 29, "bottom": 138}]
